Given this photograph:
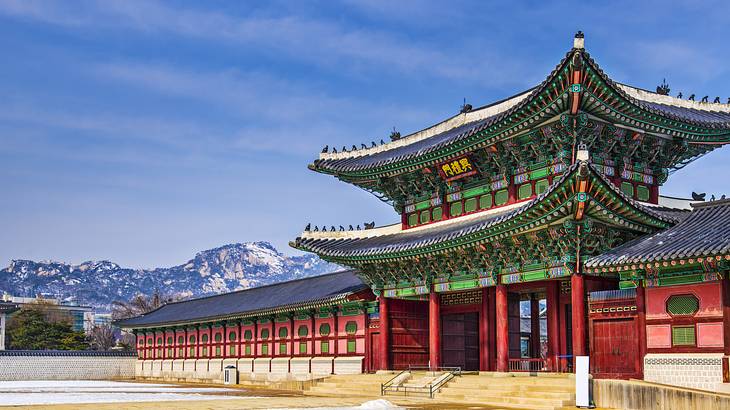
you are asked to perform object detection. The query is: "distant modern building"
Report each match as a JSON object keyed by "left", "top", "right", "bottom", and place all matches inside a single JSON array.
[
  {"left": 1, "top": 294, "right": 94, "bottom": 332},
  {"left": 0, "top": 302, "right": 19, "bottom": 350}
]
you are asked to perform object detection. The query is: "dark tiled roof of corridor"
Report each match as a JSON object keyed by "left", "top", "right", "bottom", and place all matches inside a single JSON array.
[
  {"left": 116, "top": 270, "right": 367, "bottom": 328},
  {"left": 586, "top": 199, "right": 730, "bottom": 268}
]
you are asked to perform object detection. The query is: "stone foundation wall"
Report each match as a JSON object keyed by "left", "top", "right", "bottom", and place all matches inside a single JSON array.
[
  {"left": 136, "top": 356, "right": 364, "bottom": 383},
  {"left": 0, "top": 351, "right": 136, "bottom": 381},
  {"left": 594, "top": 379, "right": 730, "bottom": 410},
  {"left": 644, "top": 353, "right": 724, "bottom": 392}
]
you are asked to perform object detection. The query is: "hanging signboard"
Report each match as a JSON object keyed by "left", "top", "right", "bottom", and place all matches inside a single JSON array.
[{"left": 438, "top": 156, "right": 478, "bottom": 182}]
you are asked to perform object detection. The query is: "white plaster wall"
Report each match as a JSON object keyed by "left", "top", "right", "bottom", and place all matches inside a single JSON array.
[
  {"left": 0, "top": 355, "right": 135, "bottom": 381},
  {"left": 290, "top": 357, "right": 311, "bottom": 375},
  {"left": 644, "top": 353, "right": 724, "bottom": 392},
  {"left": 334, "top": 356, "right": 364, "bottom": 375},
  {"left": 311, "top": 357, "right": 334, "bottom": 376}
]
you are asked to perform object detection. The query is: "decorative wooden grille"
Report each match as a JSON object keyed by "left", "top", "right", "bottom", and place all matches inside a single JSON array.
[
  {"left": 667, "top": 295, "right": 699, "bottom": 316},
  {"left": 441, "top": 290, "right": 482, "bottom": 306},
  {"left": 671, "top": 325, "right": 696, "bottom": 346}
]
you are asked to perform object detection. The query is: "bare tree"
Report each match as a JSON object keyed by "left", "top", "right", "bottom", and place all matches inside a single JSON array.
[
  {"left": 87, "top": 323, "right": 116, "bottom": 351},
  {"left": 111, "top": 289, "right": 176, "bottom": 320}
]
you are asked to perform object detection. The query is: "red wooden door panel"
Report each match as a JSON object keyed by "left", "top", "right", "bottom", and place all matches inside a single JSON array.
[
  {"left": 591, "top": 318, "right": 639, "bottom": 378},
  {"left": 441, "top": 312, "right": 480, "bottom": 371}
]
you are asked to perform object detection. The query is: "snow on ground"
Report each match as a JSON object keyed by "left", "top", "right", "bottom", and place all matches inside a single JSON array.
[
  {"left": 276, "top": 399, "right": 402, "bottom": 410},
  {"left": 0, "top": 380, "right": 257, "bottom": 406}
]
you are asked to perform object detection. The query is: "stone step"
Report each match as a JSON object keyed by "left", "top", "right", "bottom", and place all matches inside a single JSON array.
[
  {"left": 438, "top": 386, "right": 573, "bottom": 400},
  {"left": 438, "top": 397, "right": 565, "bottom": 410},
  {"left": 449, "top": 377, "right": 574, "bottom": 387},
  {"left": 437, "top": 391, "right": 573, "bottom": 408}
]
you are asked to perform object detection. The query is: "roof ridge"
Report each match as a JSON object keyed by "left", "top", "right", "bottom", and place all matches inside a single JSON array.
[
  {"left": 146, "top": 269, "right": 354, "bottom": 308},
  {"left": 690, "top": 198, "right": 730, "bottom": 209}
]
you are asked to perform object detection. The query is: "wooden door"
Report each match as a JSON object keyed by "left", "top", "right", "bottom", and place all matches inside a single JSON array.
[
  {"left": 441, "top": 312, "right": 480, "bottom": 371},
  {"left": 590, "top": 318, "right": 639, "bottom": 378},
  {"left": 368, "top": 331, "right": 380, "bottom": 372},
  {"left": 507, "top": 293, "right": 522, "bottom": 359}
]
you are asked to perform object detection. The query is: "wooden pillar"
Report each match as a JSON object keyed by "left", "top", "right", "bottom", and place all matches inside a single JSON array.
[
  {"left": 571, "top": 274, "right": 586, "bottom": 359},
  {"left": 289, "top": 316, "right": 294, "bottom": 372},
  {"left": 333, "top": 308, "right": 339, "bottom": 357},
  {"left": 636, "top": 283, "right": 647, "bottom": 378},
  {"left": 479, "top": 288, "right": 490, "bottom": 371},
  {"left": 488, "top": 287, "right": 496, "bottom": 370},
  {"left": 496, "top": 284, "right": 509, "bottom": 372},
  {"left": 379, "top": 296, "right": 391, "bottom": 370},
  {"left": 252, "top": 321, "right": 258, "bottom": 359},
  {"left": 546, "top": 281, "right": 560, "bottom": 372},
  {"left": 310, "top": 313, "right": 316, "bottom": 356},
  {"left": 429, "top": 288, "right": 441, "bottom": 369},
  {"left": 530, "top": 295, "right": 540, "bottom": 358},
  {"left": 222, "top": 323, "right": 227, "bottom": 358},
  {"left": 722, "top": 272, "right": 730, "bottom": 383}
]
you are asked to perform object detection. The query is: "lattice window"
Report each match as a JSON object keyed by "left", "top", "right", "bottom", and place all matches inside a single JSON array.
[
  {"left": 440, "top": 290, "right": 482, "bottom": 306},
  {"left": 666, "top": 295, "right": 699, "bottom": 316},
  {"left": 347, "top": 340, "right": 356, "bottom": 353},
  {"left": 672, "top": 325, "right": 696, "bottom": 346},
  {"left": 636, "top": 185, "right": 650, "bottom": 201},
  {"left": 464, "top": 197, "right": 478, "bottom": 213},
  {"left": 408, "top": 213, "right": 418, "bottom": 227},
  {"left": 299, "top": 342, "right": 307, "bottom": 354},
  {"left": 243, "top": 330, "right": 252, "bottom": 340},
  {"left": 298, "top": 325, "right": 308, "bottom": 337},
  {"left": 621, "top": 182, "right": 634, "bottom": 197},
  {"left": 479, "top": 194, "right": 492, "bottom": 209},
  {"left": 260, "top": 329, "right": 269, "bottom": 340},
  {"left": 420, "top": 209, "right": 431, "bottom": 224},
  {"left": 518, "top": 183, "right": 533, "bottom": 200},
  {"left": 278, "top": 327, "right": 288, "bottom": 338},
  {"left": 450, "top": 201, "right": 463, "bottom": 217},
  {"left": 319, "top": 323, "right": 331, "bottom": 336},
  {"left": 345, "top": 321, "right": 357, "bottom": 335},
  {"left": 229, "top": 332, "right": 237, "bottom": 341},
  {"left": 494, "top": 189, "right": 508, "bottom": 206}
]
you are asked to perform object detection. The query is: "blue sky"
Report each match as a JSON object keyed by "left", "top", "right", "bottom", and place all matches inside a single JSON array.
[{"left": 1, "top": 0, "right": 729, "bottom": 268}]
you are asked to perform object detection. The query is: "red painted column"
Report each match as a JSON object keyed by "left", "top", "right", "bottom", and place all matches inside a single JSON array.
[
  {"left": 333, "top": 308, "right": 339, "bottom": 358},
  {"left": 546, "top": 281, "right": 560, "bottom": 372},
  {"left": 488, "top": 287, "right": 496, "bottom": 370},
  {"left": 429, "top": 288, "right": 441, "bottom": 369},
  {"left": 636, "top": 283, "right": 647, "bottom": 378},
  {"left": 310, "top": 314, "right": 316, "bottom": 357},
  {"left": 222, "top": 324, "right": 227, "bottom": 359},
  {"left": 252, "top": 321, "right": 258, "bottom": 359},
  {"left": 530, "top": 295, "right": 540, "bottom": 359},
  {"left": 722, "top": 272, "right": 730, "bottom": 383},
  {"left": 479, "top": 288, "right": 489, "bottom": 371},
  {"left": 379, "top": 296, "right": 391, "bottom": 370},
  {"left": 571, "top": 274, "right": 587, "bottom": 360},
  {"left": 496, "top": 284, "right": 509, "bottom": 372}
]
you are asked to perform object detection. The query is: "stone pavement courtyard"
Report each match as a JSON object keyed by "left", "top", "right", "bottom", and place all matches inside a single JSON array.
[{"left": 0, "top": 380, "right": 557, "bottom": 410}]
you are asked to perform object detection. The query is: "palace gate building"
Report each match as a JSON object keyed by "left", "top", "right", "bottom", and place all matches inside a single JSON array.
[{"left": 119, "top": 33, "right": 730, "bottom": 392}]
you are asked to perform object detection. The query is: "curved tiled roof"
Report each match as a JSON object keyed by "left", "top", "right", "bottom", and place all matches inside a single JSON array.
[
  {"left": 312, "top": 46, "right": 730, "bottom": 176},
  {"left": 586, "top": 199, "right": 730, "bottom": 269},
  {"left": 294, "top": 162, "right": 680, "bottom": 260},
  {"left": 116, "top": 270, "right": 367, "bottom": 328}
]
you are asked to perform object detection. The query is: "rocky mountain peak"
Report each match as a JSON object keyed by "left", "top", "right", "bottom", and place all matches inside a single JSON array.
[{"left": 0, "top": 242, "right": 339, "bottom": 310}]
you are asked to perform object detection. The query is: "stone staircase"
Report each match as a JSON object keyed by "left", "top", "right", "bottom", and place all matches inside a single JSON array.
[
  {"left": 436, "top": 372, "right": 576, "bottom": 410},
  {"left": 304, "top": 372, "right": 398, "bottom": 397}
]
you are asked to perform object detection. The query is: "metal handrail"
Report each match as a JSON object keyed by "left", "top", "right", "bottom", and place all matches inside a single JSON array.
[
  {"left": 380, "top": 368, "right": 410, "bottom": 395},
  {"left": 381, "top": 366, "right": 461, "bottom": 398}
]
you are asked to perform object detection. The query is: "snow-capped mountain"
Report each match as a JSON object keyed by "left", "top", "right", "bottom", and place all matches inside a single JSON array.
[{"left": 0, "top": 242, "right": 340, "bottom": 310}]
